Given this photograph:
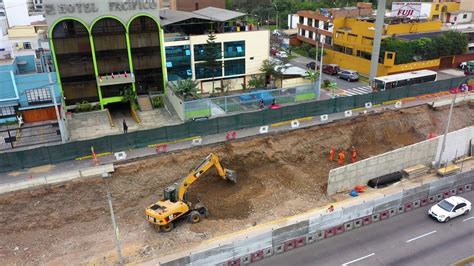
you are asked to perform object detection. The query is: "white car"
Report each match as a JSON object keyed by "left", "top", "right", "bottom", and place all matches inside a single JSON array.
[
  {"left": 428, "top": 196, "right": 471, "bottom": 223},
  {"left": 459, "top": 61, "right": 467, "bottom": 70},
  {"left": 276, "top": 51, "right": 288, "bottom": 58}
]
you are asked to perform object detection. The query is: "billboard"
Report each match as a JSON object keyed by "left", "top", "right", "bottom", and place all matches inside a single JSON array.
[{"left": 391, "top": 2, "right": 430, "bottom": 18}]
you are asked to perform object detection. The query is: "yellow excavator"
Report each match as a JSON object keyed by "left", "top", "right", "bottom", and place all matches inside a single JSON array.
[{"left": 144, "top": 153, "right": 237, "bottom": 232}]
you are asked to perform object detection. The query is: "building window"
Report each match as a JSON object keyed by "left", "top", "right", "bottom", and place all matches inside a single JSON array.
[
  {"left": 435, "top": 4, "right": 439, "bottom": 11},
  {"left": 348, "top": 34, "right": 357, "bottom": 42},
  {"left": 26, "top": 88, "right": 52, "bottom": 105},
  {"left": 195, "top": 62, "right": 223, "bottom": 79},
  {"left": 301, "top": 29, "right": 306, "bottom": 36},
  {"left": 23, "top": 42, "right": 32, "bottom": 49},
  {"left": 463, "top": 14, "right": 468, "bottom": 19},
  {"left": 307, "top": 18, "right": 313, "bottom": 26},
  {"left": 345, "top": 47, "right": 353, "bottom": 55},
  {"left": 224, "top": 41, "right": 245, "bottom": 58},
  {"left": 315, "top": 20, "right": 319, "bottom": 28},
  {"left": 362, "top": 37, "right": 373, "bottom": 45},
  {"left": 0, "top": 106, "right": 16, "bottom": 118},
  {"left": 194, "top": 43, "right": 222, "bottom": 62},
  {"left": 323, "top": 22, "right": 329, "bottom": 30},
  {"left": 308, "top": 31, "right": 313, "bottom": 39},
  {"left": 299, "top": 16, "right": 304, "bottom": 24},
  {"left": 356, "top": 50, "right": 372, "bottom": 60},
  {"left": 165, "top": 45, "right": 192, "bottom": 81},
  {"left": 224, "top": 59, "right": 245, "bottom": 76},
  {"left": 325, "top": 36, "right": 332, "bottom": 45}
]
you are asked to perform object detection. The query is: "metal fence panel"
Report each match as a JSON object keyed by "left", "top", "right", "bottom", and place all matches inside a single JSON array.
[
  {"left": 187, "top": 119, "right": 219, "bottom": 136},
  {"left": 281, "top": 104, "right": 306, "bottom": 121},
  {"left": 389, "top": 87, "right": 408, "bottom": 100},
  {"left": 353, "top": 94, "right": 372, "bottom": 108},
  {"left": 216, "top": 115, "right": 239, "bottom": 133},
  {"left": 335, "top": 96, "right": 355, "bottom": 112},
  {"left": 166, "top": 123, "right": 190, "bottom": 141},
  {"left": 262, "top": 109, "right": 282, "bottom": 125},
  {"left": 238, "top": 112, "right": 264, "bottom": 129},
  {"left": 48, "top": 142, "right": 78, "bottom": 163},
  {"left": 372, "top": 90, "right": 391, "bottom": 104},
  {"left": 303, "top": 99, "right": 335, "bottom": 116},
  {"left": 108, "top": 133, "right": 137, "bottom": 152},
  {"left": 17, "top": 146, "right": 51, "bottom": 169},
  {"left": 0, "top": 152, "right": 22, "bottom": 173},
  {"left": 134, "top": 127, "right": 168, "bottom": 147}
]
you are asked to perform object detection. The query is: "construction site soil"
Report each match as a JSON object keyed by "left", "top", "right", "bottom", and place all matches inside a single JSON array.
[{"left": 0, "top": 103, "right": 473, "bottom": 265}]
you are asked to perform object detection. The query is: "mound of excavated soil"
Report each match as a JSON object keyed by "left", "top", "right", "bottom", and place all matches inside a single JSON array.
[{"left": 0, "top": 104, "right": 473, "bottom": 265}]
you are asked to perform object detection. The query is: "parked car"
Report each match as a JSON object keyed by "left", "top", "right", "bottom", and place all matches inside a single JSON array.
[
  {"left": 276, "top": 51, "right": 288, "bottom": 58},
  {"left": 270, "top": 47, "right": 278, "bottom": 56},
  {"left": 306, "top": 61, "right": 317, "bottom": 70},
  {"left": 338, "top": 70, "right": 359, "bottom": 82},
  {"left": 428, "top": 196, "right": 471, "bottom": 223},
  {"left": 322, "top": 64, "right": 340, "bottom": 75}
]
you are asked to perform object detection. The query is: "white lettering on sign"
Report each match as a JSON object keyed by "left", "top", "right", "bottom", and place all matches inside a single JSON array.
[{"left": 45, "top": 0, "right": 157, "bottom": 15}]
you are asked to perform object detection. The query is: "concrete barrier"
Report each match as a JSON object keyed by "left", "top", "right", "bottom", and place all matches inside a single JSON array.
[{"left": 157, "top": 169, "right": 474, "bottom": 266}]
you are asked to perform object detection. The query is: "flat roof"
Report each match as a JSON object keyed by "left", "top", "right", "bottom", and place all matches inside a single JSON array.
[
  {"left": 159, "top": 9, "right": 211, "bottom": 26},
  {"left": 192, "top": 7, "right": 246, "bottom": 22},
  {"left": 394, "top": 31, "right": 447, "bottom": 41}
]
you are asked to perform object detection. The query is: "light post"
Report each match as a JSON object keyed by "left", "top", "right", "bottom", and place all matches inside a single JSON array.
[
  {"left": 317, "top": 35, "right": 325, "bottom": 100},
  {"left": 436, "top": 76, "right": 472, "bottom": 169},
  {"left": 102, "top": 172, "right": 124, "bottom": 265}
]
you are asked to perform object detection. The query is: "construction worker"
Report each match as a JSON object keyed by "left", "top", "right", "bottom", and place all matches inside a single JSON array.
[
  {"left": 327, "top": 204, "right": 335, "bottom": 213},
  {"left": 338, "top": 150, "right": 345, "bottom": 165},
  {"left": 351, "top": 146, "right": 357, "bottom": 163},
  {"left": 329, "top": 146, "right": 335, "bottom": 162}
]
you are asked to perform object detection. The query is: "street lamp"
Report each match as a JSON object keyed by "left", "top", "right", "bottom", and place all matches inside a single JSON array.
[
  {"left": 317, "top": 35, "right": 326, "bottom": 100},
  {"left": 436, "top": 76, "right": 472, "bottom": 169}
]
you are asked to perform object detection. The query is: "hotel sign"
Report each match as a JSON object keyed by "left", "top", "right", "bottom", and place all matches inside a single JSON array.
[
  {"left": 45, "top": 1, "right": 158, "bottom": 15},
  {"left": 44, "top": 0, "right": 160, "bottom": 28}
]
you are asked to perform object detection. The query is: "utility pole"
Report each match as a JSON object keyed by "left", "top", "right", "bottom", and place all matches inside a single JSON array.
[
  {"left": 103, "top": 173, "right": 124, "bottom": 265},
  {"left": 369, "top": 0, "right": 387, "bottom": 82},
  {"left": 317, "top": 36, "right": 326, "bottom": 100},
  {"left": 48, "top": 72, "right": 67, "bottom": 143}
]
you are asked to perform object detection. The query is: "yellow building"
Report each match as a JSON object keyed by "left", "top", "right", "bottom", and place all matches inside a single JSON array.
[{"left": 326, "top": 16, "right": 444, "bottom": 76}]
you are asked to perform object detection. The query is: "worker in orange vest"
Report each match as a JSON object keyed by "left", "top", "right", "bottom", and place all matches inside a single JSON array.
[
  {"left": 329, "top": 146, "right": 335, "bottom": 162},
  {"left": 338, "top": 150, "right": 345, "bottom": 165},
  {"left": 351, "top": 146, "right": 357, "bottom": 163}
]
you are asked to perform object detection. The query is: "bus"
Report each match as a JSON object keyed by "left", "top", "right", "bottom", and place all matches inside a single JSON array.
[{"left": 372, "top": 70, "right": 438, "bottom": 91}]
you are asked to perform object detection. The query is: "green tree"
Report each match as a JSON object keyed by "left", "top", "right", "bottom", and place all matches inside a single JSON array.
[
  {"left": 380, "top": 37, "right": 415, "bottom": 64},
  {"left": 121, "top": 86, "right": 138, "bottom": 109},
  {"left": 247, "top": 74, "right": 266, "bottom": 89},
  {"left": 260, "top": 59, "right": 286, "bottom": 86},
  {"left": 168, "top": 79, "right": 199, "bottom": 100},
  {"left": 202, "top": 31, "right": 222, "bottom": 93}
]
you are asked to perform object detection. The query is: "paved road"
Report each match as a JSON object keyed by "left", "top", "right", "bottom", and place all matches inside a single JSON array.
[
  {"left": 256, "top": 190, "right": 474, "bottom": 266},
  {"left": 289, "top": 54, "right": 368, "bottom": 90}
]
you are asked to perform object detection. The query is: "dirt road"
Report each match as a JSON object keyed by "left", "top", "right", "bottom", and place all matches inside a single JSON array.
[{"left": 0, "top": 103, "right": 473, "bottom": 265}]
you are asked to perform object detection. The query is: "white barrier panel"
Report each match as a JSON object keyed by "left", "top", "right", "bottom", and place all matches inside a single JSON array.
[
  {"left": 395, "top": 101, "right": 402, "bottom": 108},
  {"left": 192, "top": 138, "right": 202, "bottom": 146},
  {"left": 344, "top": 110, "right": 352, "bottom": 117},
  {"left": 259, "top": 126, "right": 269, "bottom": 134},
  {"left": 291, "top": 120, "right": 300, "bottom": 129},
  {"left": 320, "top": 115, "right": 328, "bottom": 122},
  {"left": 365, "top": 102, "right": 372, "bottom": 109},
  {"left": 114, "top": 151, "right": 127, "bottom": 161}
]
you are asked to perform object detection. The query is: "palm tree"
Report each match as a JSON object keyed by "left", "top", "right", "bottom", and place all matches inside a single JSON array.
[{"left": 167, "top": 79, "right": 199, "bottom": 100}]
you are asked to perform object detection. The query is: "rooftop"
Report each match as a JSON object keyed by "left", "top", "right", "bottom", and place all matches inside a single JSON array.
[
  {"left": 160, "top": 7, "right": 245, "bottom": 26},
  {"left": 393, "top": 31, "right": 447, "bottom": 41}
]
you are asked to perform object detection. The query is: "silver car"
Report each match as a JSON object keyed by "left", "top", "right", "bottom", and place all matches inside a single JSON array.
[{"left": 338, "top": 70, "right": 359, "bottom": 82}]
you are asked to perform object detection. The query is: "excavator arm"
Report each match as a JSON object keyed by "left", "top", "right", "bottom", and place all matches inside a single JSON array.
[{"left": 177, "top": 153, "right": 236, "bottom": 202}]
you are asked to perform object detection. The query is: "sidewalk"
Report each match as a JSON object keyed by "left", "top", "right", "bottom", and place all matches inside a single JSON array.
[{"left": 0, "top": 92, "right": 458, "bottom": 191}]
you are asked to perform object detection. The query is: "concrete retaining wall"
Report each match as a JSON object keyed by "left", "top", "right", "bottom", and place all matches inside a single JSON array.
[
  {"left": 327, "top": 126, "right": 474, "bottom": 195},
  {"left": 157, "top": 170, "right": 474, "bottom": 266}
]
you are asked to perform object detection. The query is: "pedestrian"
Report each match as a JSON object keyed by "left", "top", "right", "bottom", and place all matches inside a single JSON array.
[
  {"left": 123, "top": 119, "right": 128, "bottom": 134},
  {"left": 338, "top": 150, "right": 345, "bottom": 165},
  {"left": 327, "top": 204, "right": 334, "bottom": 213},
  {"left": 329, "top": 146, "right": 335, "bottom": 162},
  {"left": 259, "top": 99, "right": 264, "bottom": 109},
  {"left": 351, "top": 146, "right": 357, "bottom": 163}
]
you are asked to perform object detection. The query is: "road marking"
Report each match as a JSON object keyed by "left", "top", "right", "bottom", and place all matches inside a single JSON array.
[
  {"left": 342, "top": 253, "right": 375, "bottom": 266},
  {"left": 462, "top": 216, "right": 474, "bottom": 222},
  {"left": 406, "top": 230, "right": 437, "bottom": 243}
]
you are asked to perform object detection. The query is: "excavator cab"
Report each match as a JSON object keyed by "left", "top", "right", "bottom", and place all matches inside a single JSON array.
[{"left": 164, "top": 185, "right": 178, "bottom": 203}]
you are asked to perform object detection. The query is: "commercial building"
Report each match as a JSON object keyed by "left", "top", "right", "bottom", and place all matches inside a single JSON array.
[
  {"left": 160, "top": 0, "right": 225, "bottom": 11},
  {"left": 43, "top": 0, "right": 269, "bottom": 109},
  {"left": 391, "top": 1, "right": 460, "bottom": 21}
]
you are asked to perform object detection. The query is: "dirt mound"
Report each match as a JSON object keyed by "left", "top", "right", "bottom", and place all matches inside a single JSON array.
[{"left": 0, "top": 104, "right": 473, "bottom": 265}]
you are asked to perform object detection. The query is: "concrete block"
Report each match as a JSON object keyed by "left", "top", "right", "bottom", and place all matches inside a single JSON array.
[
  {"left": 295, "top": 236, "right": 306, "bottom": 248},
  {"left": 251, "top": 250, "right": 264, "bottom": 263},
  {"left": 373, "top": 192, "right": 403, "bottom": 212},
  {"left": 189, "top": 243, "right": 233, "bottom": 265},
  {"left": 325, "top": 227, "right": 336, "bottom": 238},
  {"left": 263, "top": 247, "right": 273, "bottom": 258},
  {"left": 284, "top": 239, "right": 296, "bottom": 252},
  {"left": 450, "top": 188, "right": 457, "bottom": 196},
  {"left": 465, "top": 183, "right": 472, "bottom": 192},
  {"left": 362, "top": 215, "right": 372, "bottom": 226},
  {"left": 389, "top": 208, "right": 398, "bottom": 217},
  {"left": 372, "top": 213, "right": 380, "bottom": 222},
  {"left": 405, "top": 202, "right": 413, "bottom": 212},
  {"left": 310, "top": 209, "right": 343, "bottom": 231},
  {"left": 335, "top": 224, "right": 345, "bottom": 235},
  {"left": 354, "top": 218, "right": 363, "bottom": 228},
  {"left": 160, "top": 256, "right": 190, "bottom": 266},
  {"left": 421, "top": 198, "right": 429, "bottom": 206},
  {"left": 316, "top": 231, "right": 325, "bottom": 241},
  {"left": 397, "top": 205, "right": 405, "bottom": 214},
  {"left": 274, "top": 244, "right": 284, "bottom": 254},
  {"left": 233, "top": 232, "right": 272, "bottom": 257},
  {"left": 380, "top": 210, "right": 389, "bottom": 220},
  {"left": 241, "top": 254, "right": 251, "bottom": 265},
  {"left": 344, "top": 221, "right": 354, "bottom": 231},
  {"left": 306, "top": 233, "right": 317, "bottom": 244}
]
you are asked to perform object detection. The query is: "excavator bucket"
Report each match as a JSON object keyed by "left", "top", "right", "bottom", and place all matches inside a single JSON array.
[{"left": 225, "top": 169, "right": 237, "bottom": 183}]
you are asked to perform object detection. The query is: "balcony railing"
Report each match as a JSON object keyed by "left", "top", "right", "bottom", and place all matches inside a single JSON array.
[{"left": 97, "top": 72, "right": 135, "bottom": 87}]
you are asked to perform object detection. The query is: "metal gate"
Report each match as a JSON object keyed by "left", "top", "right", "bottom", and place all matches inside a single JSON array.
[{"left": 0, "top": 122, "right": 61, "bottom": 151}]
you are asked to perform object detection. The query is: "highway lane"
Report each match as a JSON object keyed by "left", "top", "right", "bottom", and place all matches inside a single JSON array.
[{"left": 256, "top": 190, "right": 474, "bottom": 266}]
